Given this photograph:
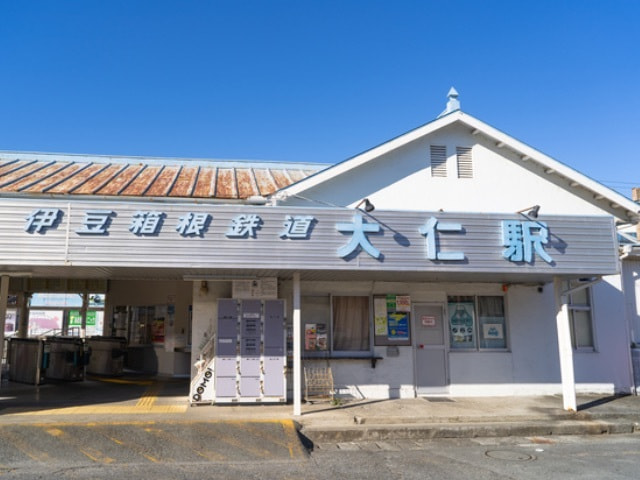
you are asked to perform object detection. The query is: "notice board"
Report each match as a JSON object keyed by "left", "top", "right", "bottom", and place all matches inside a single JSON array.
[{"left": 374, "top": 294, "right": 411, "bottom": 346}]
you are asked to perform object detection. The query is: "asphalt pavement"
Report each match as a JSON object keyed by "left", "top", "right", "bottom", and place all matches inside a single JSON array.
[{"left": 0, "top": 375, "right": 639, "bottom": 446}]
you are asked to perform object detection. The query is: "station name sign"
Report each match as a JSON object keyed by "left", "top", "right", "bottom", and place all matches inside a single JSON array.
[
  {"left": 1, "top": 200, "right": 619, "bottom": 275},
  {"left": 25, "top": 207, "right": 554, "bottom": 265}
]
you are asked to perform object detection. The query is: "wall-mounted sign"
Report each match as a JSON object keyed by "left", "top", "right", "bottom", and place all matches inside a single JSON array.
[
  {"left": 374, "top": 295, "right": 412, "bottom": 346},
  {"left": 3, "top": 201, "right": 618, "bottom": 276},
  {"left": 232, "top": 278, "right": 278, "bottom": 299},
  {"left": 421, "top": 315, "right": 436, "bottom": 327}
]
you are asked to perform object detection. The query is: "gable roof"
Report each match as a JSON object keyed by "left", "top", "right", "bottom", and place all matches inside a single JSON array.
[
  {"left": 0, "top": 151, "right": 327, "bottom": 201},
  {"left": 272, "top": 110, "right": 640, "bottom": 223}
]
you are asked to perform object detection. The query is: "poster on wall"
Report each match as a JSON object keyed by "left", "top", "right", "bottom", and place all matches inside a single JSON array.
[
  {"left": 305, "top": 323, "right": 328, "bottom": 351},
  {"left": 374, "top": 295, "right": 411, "bottom": 346},
  {"left": 387, "top": 312, "right": 409, "bottom": 341},
  {"left": 374, "top": 297, "right": 388, "bottom": 335},
  {"left": 152, "top": 305, "right": 166, "bottom": 344},
  {"left": 448, "top": 301, "right": 475, "bottom": 349},
  {"left": 305, "top": 323, "right": 317, "bottom": 350},
  {"left": 232, "top": 278, "right": 278, "bottom": 299}
]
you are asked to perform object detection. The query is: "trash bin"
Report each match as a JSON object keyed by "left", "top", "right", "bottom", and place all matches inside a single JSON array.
[
  {"left": 43, "top": 336, "right": 86, "bottom": 381},
  {"left": 7, "top": 338, "right": 45, "bottom": 385},
  {"left": 86, "top": 336, "right": 127, "bottom": 376}
]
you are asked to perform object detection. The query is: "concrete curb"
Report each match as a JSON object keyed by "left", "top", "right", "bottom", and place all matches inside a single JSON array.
[{"left": 299, "top": 419, "right": 640, "bottom": 443}]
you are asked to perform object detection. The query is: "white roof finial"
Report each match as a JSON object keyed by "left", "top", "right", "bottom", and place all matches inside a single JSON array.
[{"left": 438, "top": 87, "right": 460, "bottom": 118}]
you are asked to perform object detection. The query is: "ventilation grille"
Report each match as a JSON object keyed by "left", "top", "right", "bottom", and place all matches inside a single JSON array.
[
  {"left": 430, "top": 145, "right": 447, "bottom": 177},
  {"left": 456, "top": 146, "right": 473, "bottom": 178}
]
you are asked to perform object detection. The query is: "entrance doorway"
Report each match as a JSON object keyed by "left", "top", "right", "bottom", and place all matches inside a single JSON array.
[{"left": 413, "top": 303, "right": 448, "bottom": 395}]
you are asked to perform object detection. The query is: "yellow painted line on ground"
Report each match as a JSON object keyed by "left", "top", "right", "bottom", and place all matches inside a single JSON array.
[
  {"left": 92, "top": 426, "right": 161, "bottom": 463},
  {"left": 191, "top": 422, "right": 274, "bottom": 459},
  {"left": 141, "top": 426, "right": 227, "bottom": 462},
  {"left": 45, "top": 426, "right": 115, "bottom": 464},
  {"left": 0, "top": 429, "right": 52, "bottom": 462},
  {"left": 86, "top": 376, "right": 153, "bottom": 386},
  {"left": 234, "top": 419, "right": 304, "bottom": 458},
  {"left": 281, "top": 420, "right": 307, "bottom": 459},
  {"left": 136, "top": 382, "right": 163, "bottom": 409},
  {"left": 6, "top": 405, "right": 188, "bottom": 416}
]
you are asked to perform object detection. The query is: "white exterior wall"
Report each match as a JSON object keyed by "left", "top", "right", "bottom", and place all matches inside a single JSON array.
[
  {"left": 271, "top": 120, "right": 635, "bottom": 399},
  {"left": 622, "top": 259, "right": 640, "bottom": 345},
  {"left": 275, "top": 279, "right": 634, "bottom": 399},
  {"left": 571, "top": 274, "right": 634, "bottom": 394},
  {"left": 289, "top": 123, "right": 612, "bottom": 218}
]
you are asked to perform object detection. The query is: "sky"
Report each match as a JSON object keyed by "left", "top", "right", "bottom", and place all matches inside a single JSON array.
[{"left": 1, "top": 1, "right": 639, "bottom": 197}]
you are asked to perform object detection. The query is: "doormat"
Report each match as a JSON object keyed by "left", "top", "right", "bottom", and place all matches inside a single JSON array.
[{"left": 424, "top": 397, "right": 455, "bottom": 402}]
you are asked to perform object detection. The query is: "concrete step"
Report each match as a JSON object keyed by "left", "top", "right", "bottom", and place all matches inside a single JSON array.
[{"left": 300, "top": 419, "right": 640, "bottom": 444}]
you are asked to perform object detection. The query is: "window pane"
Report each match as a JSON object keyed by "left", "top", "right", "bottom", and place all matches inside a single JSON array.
[
  {"left": 332, "top": 296, "right": 370, "bottom": 352},
  {"left": 448, "top": 297, "right": 475, "bottom": 349},
  {"left": 302, "top": 296, "right": 331, "bottom": 352},
  {"left": 478, "top": 296, "right": 507, "bottom": 349},
  {"left": 572, "top": 310, "right": 594, "bottom": 348},
  {"left": 570, "top": 288, "right": 590, "bottom": 306},
  {"left": 68, "top": 310, "right": 104, "bottom": 337},
  {"left": 5, "top": 309, "right": 17, "bottom": 335},
  {"left": 28, "top": 310, "right": 63, "bottom": 336},
  {"left": 89, "top": 293, "right": 105, "bottom": 308},
  {"left": 30, "top": 293, "right": 83, "bottom": 308}
]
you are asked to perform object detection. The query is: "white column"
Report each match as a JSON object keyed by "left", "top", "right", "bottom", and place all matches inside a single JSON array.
[
  {"left": 0, "top": 275, "right": 9, "bottom": 384},
  {"left": 554, "top": 277, "right": 577, "bottom": 411},
  {"left": 293, "top": 272, "right": 302, "bottom": 416}
]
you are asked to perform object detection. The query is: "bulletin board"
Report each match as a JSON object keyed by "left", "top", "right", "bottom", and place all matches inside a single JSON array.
[{"left": 374, "top": 294, "right": 411, "bottom": 346}]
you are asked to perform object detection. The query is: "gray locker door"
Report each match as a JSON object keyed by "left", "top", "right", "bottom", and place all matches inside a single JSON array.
[
  {"left": 263, "top": 299, "right": 284, "bottom": 356},
  {"left": 239, "top": 376, "right": 261, "bottom": 397},
  {"left": 240, "top": 356, "right": 261, "bottom": 377},
  {"left": 263, "top": 357, "right": 284, "bottom": 397},
  {"left": 217, "top": 299, "right": 239, "bottom": 355},
  {"left": 215, "top": 356, "right": 237, "bottom": 377},
  {"left": 216, "top": 376, "right": 238, "bottom": 398},
  {"left": 218, "top": 299, "right": 239, "bottom": 335}
]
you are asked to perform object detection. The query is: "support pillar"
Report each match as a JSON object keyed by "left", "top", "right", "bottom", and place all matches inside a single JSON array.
[
  {"left": 0, "top": 276, "right": 9, "bottom": 383},
  {"left": 292, "top": 272, "right": 302, "bottom": 416},
  {"left": 554, "top": 277, "right": 577, "bottom": 411}
]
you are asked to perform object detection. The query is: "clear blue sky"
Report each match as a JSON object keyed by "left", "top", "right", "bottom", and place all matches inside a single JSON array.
[{"left": 1, "top": 1, "right": 639, "bottom": 197}]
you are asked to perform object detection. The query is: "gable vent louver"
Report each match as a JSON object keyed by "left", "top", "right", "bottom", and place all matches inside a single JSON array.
[
  {"left": 456, "top": 146, "right": 473, "bottom": 178},
  {"left": 430, "top": 145, "right": 447, "bottom": 177}
]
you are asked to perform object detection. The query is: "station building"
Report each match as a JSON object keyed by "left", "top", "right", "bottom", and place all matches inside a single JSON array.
[{"left": 1, "top": 89, "right": 639, "bottom": 414}]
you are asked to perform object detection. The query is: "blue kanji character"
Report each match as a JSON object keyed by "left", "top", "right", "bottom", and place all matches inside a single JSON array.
[
  {"left": 336, "top": 213, "right": 381, "bottom": 259},
  {"left": 25, "top": 208, "right": 62, "bottom": 233},
  {"left": 419, "top": 216, "right": 465, "bottom": 260},
  {"left": 176, "top": 212, "right": 210, "bottom": 236},
  {"left": 77, "top": 210, "right": 114, "bottom": 234},
  {"left": 280, "top": 215, "right": 316, "bottom": 239},
  {"left": 226, "top": 214, "right": 262, "bottom": 238},
  {"left": 502, "top": 220, "right": 553, "bottom": 264},
  {"left": 129, "top": 211, "right": 164, "bottom": 235}
]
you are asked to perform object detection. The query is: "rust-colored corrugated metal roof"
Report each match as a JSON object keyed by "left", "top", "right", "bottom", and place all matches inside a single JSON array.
[{"left": 0, "top": 153, "right": 327, "bottom": 200}]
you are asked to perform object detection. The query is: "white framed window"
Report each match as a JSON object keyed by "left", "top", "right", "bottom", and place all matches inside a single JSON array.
[
  {"left": 302, "top": 295, "right": 371, "bottom": 356},
  {"left": 28, "top": 292, "right": 105, "bottom": 337},
  {"left": 564, "top": 282, "right": 595, "bottom": 350},
  {"left": 447, "top": 295, "right": 507, "bottom": 350}
]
